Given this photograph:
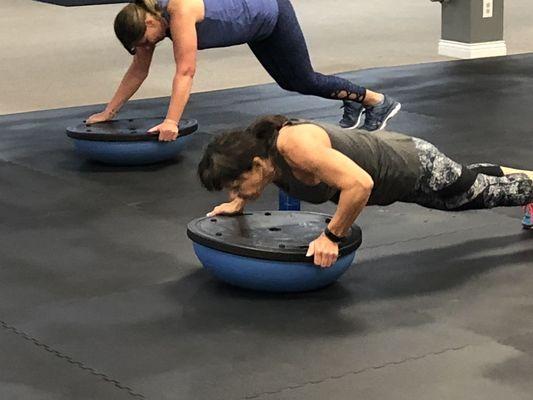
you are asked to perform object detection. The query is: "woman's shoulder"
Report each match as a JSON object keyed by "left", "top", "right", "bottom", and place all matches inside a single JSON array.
[
  {"left": 167, "top": 0, "right": 204, "bottom": 16},
  {"left": 277, "top": 123, "right": 330, "bottom": 154}
]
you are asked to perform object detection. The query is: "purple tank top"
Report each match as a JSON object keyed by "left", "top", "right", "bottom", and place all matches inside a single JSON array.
[{"left": 158, "top": 0, "right": 279, "bottom": 50}]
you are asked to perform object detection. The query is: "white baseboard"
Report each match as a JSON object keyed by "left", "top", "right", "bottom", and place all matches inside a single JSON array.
[{"left": 438, "top": 39, "right": 507, "bottom": 59}]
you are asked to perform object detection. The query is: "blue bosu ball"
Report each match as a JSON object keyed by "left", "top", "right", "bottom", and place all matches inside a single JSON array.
[
  {"left": 66, "top": 118, "right": 198, "bottom": 165},
  {"left": 187, "top": 211, "right": 362, "bottom": 292}
]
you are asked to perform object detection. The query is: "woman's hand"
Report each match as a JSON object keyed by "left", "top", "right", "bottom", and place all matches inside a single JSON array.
[
  {"left": 86, "top": 110, "right": 115, "bottom": 125},
  {"left": 207, "top": 198, "right": 246, "bottom": 217},
  {"left": 148, "top": 119, "right": 179, "bottom": 141},
  {"left": 306, "top": 233, "right": 339, "bottom": 268}
]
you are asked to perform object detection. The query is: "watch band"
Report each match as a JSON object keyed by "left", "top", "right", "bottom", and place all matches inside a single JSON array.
[{"left": 324, "top": 227, "right": 344, "bottom": 243}]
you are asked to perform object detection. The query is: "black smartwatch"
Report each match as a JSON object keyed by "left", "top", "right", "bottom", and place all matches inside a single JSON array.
[{"left": 324, "top": 227, "right": 344, "bottom": 243}]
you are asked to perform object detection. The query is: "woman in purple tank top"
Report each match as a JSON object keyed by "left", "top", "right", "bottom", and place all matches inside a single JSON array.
[{"left": 87, "top": 0, "right": 401, "bottom": 140}]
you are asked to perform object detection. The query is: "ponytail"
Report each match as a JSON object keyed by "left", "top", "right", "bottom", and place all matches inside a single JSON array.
[
  {"left": 246, "top": 114, "right": 288, "bottom": 149},
  {"left": 134, "top": 0, "right": 162, "bottom": 18}
]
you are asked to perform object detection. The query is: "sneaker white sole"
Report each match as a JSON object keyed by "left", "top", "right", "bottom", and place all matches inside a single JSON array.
[
  {"left": 378, "top": 102, "right": 402, "bottom": 131},
  {"left": 341, "top": 110, "right": 365, "bottom": 130}
]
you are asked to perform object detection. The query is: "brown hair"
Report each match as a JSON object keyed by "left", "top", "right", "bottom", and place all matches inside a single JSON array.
[
  {"left": 114, "top": 0, "right": 163, "bottom": 55},
  {"left": 198, "top": 115, "right": 289, "bottom": 191}
]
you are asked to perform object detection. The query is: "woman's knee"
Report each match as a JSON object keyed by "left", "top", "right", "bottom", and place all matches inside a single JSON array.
[
  {"left": 281, "top": 75, "right": 319, "bottom": 95},
  {"left": 276, "top": 79, "right": 295, "bottom": 92}
]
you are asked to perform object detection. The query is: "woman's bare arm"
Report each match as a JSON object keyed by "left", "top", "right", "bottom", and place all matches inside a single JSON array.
[
  {"left": 277, "top": 124, "right": 374, "bottom": 238},
  {"left": 105, "top": 45, "right": 155, "bottom": 117},
  {"left": 164, "top": 0, "right": 201, "bottom": 123}
]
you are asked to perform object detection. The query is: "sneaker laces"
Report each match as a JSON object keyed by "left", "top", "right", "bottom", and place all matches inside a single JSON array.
[{"left": 340, "top": 102, "right": 363, "bottom": 123}]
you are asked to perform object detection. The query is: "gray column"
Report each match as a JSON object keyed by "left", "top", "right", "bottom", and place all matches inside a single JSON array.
[{"left": 434, "top": 0, "right": 507, "bottom": 59}]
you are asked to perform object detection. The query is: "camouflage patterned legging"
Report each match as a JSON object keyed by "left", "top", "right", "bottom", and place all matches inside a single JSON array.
[{"left": 407, "top": 138, "right": 533, "bottom": 211}]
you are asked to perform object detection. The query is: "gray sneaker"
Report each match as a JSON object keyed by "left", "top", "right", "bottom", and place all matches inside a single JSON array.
[
  {"left": 363, "top": 95, "right": 401, "bottom": 131},
  {"left": 339, "top": 100, "right": 365, "bottom": 129}
]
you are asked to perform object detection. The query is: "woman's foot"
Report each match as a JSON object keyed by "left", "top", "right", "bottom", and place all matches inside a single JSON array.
[
  {"left": 339, "top": 100, "right": 365, "bottom": 129},
  {"left": 363, "top": 95, "right": 402, "bottom": 131}
]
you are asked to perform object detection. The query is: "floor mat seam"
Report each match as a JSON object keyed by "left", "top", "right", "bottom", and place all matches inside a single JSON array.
[
  {"left": 0, "top": 319, "right": 146, "bottom": 399},
  {"left": 243, "top": 325, "right": 533, "bottom": 400},
  {"left": 242, "top": 343, "right": 473, "bottom": 399}
]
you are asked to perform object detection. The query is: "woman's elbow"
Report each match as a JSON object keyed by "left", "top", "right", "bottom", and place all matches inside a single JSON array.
[
  {"left": 135, "top": 70, "right": 149, "bottom": 81},
  {"left": 341, "top": 178, "right": 373, "bottom": 200},
  {"left": 176, "top": 66, "right": 196, "bottom": 78},
  {"left": 129, "top": 63, "right": 150, "bottom": 81},
  {"left": 357, "top": 177, "right": 374, "bottom": 196}
]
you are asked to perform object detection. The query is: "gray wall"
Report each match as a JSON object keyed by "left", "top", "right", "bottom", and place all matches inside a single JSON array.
[{"left": 442, "top": 0, "right": 504, "bottom": 43}]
